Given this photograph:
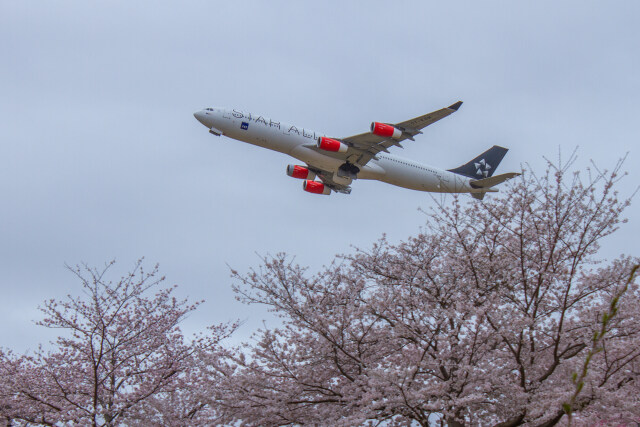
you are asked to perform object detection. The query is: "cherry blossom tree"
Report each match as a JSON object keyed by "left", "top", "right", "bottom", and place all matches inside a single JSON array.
[
  {"left": 0, "top": 260, "right": 234, "bottom": 426},
  {"left": 220, "top": 155, "right": 640, "bottom": 426},
  {"left": 1, "top": 155, "right": 637, "bottom": 426}
]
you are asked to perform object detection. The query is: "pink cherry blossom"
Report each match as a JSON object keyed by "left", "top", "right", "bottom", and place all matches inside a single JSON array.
[
  {"left": 218, "top": 155, "right": 639, "bottom": 426},
  {"left": 0, "top": 260, "right": 235, "bottom": 425}
]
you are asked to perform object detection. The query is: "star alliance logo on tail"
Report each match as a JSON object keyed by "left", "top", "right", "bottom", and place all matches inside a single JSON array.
[{"left": 475, "top": 159, "right": 491, "bottom": 177}]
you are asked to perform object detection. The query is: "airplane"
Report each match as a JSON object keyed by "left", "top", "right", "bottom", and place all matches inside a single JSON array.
[{"left": 193, "top": 102, "right": 519, "bottom": 199}]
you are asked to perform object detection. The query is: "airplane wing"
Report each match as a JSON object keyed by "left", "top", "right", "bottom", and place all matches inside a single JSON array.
[
  {"left": 307, "top": 166, "right": 353, "bottom": 194},
  {"left": 335, "top": 101, "right": 463, "bottom": 167}
]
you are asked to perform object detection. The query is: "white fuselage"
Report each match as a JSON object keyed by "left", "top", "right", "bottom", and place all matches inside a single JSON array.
[{"left": 194, "top": 107, "right": 482, "bottom": 194}]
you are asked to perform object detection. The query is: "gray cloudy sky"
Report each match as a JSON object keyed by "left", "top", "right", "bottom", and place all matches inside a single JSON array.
[{"left": 1, "top": 1, "right": 639, "bottom": 351}]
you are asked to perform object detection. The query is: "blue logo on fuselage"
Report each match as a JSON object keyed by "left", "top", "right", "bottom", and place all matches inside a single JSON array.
[{"left": 241, "top": 121, "right": 249, "bottom": 130}]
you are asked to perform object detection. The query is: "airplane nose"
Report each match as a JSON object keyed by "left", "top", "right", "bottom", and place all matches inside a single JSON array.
[{"left": 193, "top": 111, "right": 207, "bottom": 125}]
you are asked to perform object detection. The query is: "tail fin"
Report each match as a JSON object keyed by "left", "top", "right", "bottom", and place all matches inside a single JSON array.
[{"left": 447, "top": 145, "right": 508, "bottom": 179}]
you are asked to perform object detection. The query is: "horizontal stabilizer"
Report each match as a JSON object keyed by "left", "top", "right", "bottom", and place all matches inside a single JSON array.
[{"left": 470, "top": 172, "right": 520, "bottom": 189}]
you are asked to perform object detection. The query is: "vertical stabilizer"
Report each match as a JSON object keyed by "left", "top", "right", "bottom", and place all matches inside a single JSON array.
[{"left": 447, "top": 145, "right": 508, "bottom": 179}]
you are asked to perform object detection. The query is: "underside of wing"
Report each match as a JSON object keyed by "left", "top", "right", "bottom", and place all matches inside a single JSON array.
[
  {"left": 307, "top": 165, "right": 352, "bottom": 194},
  {"left": 396, "top": 101, "right": 463, "bottom": 132},
  {"left": 339, "top": 101, "right": 463, "bottom": 167}
]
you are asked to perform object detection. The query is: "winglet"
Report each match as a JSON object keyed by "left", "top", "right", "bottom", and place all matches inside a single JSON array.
[{"left": 448, "top": 101, "right": 463, "bottom": 111}]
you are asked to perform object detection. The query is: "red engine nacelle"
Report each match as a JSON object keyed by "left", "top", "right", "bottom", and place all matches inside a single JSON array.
[
  {"left": 317, "top": 136, "right": 348, "bottom": 153},
  {"left": 303, "top": 180, "right": 331, "bottom": 195},
  {"left": 371, "top": 122, "right": 402, "bottom": 139},
  {"left": 286, "top": 165, "right": 316, "bottom": 180}
]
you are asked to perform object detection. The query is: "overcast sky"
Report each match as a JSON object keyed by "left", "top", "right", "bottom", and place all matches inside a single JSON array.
[{"left": 1, "top": 1, "right": 639, "bottom": 352}]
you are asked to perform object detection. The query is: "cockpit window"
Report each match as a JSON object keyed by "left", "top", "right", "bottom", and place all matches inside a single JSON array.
[{"left": 205, "top": 108, "right": 214, "bottom": 111}]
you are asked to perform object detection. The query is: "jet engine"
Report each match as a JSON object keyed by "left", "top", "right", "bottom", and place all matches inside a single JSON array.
[
  {"left": 286, "top": 165, "right": 316, "bottom": 180},
  {"left": 317, "top": 137, "right": 348, "bottom": 153},
  {"left": 303, "top": 180, "right": 331, "bottom": 195},
  {"left": 371, "top": 122, "right": 402, "bottom": 139}
]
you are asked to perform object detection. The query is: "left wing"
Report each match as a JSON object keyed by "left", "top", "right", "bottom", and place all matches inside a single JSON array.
[
  {"left": 339, "top": 101, "right": 463, "bottom": 167},
  {"left": 307, "top": 165, "right": 352, "bottom": 194}
]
